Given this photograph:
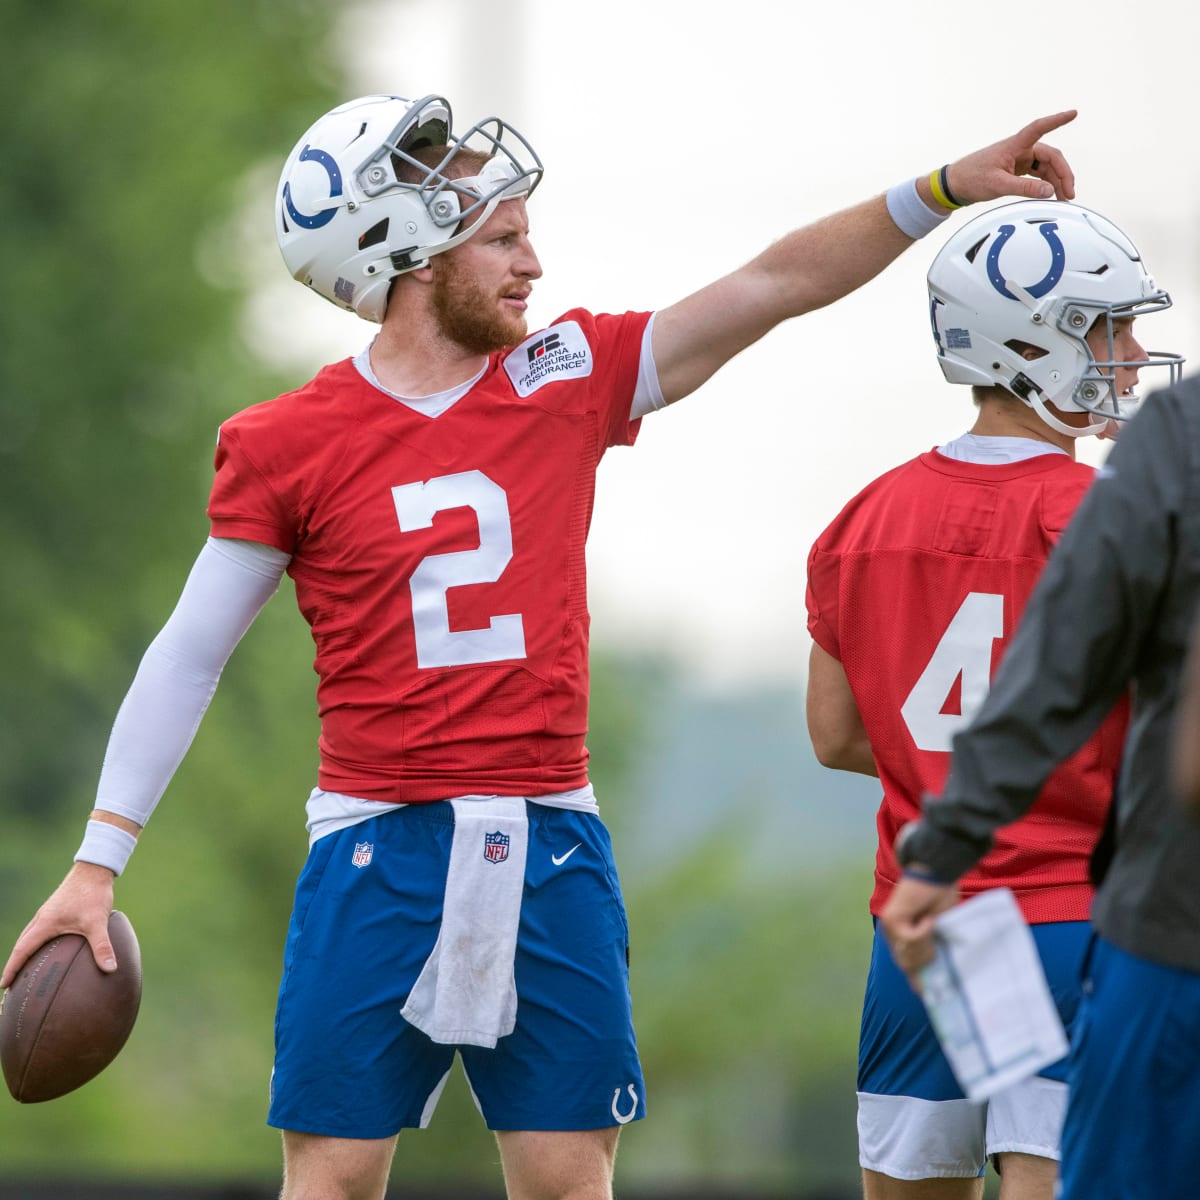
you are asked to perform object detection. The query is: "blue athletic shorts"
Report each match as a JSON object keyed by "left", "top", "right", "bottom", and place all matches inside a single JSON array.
[
  {"left": 267, "top": 800, "right": 645, "bottom": 1138},
  {"left": 1058, "top": 935, "right": 1200, "bottom": 1200},
  {"left": 856, "top": 916, "right": 1087, "bottom": 1178},
  {"left": 859, "top": 916, "right": 1088, "bottom": 1098}
]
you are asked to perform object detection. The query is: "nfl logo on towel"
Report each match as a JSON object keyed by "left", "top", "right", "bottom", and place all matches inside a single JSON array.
[
  {"left": 352, "top": 841, "right": 374, "bottom": 868},
  {"left": 483, "top": 830, "right": 510, "bottom": 864}
]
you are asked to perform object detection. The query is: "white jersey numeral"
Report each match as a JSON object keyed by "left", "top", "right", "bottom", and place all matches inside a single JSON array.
[
  {"left": 900, "top": 591, "right": 1004, "bottom": 752},
  {"left": 391, "top": 470, "right": 527, "bottom": 668}
]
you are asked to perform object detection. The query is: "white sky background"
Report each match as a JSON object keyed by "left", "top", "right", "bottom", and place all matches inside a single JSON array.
[{"left": 247, "top": 0, "right": 1200, "bottom": 689}]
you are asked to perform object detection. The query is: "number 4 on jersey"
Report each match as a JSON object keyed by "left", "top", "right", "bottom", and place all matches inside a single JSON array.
[{"left": 900, "top": 591, "right": 1004, "bottom": 752}]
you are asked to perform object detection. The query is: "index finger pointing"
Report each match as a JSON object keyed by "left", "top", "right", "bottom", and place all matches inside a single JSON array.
[{"left": 1015, "top": 109, "right": 1079, "bottom": 142}]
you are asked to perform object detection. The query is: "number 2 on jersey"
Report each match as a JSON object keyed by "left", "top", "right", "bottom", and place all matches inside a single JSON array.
[
  {"left": 391, "top": 470, "right": 527, "bottom": 669},
  {"left": 900, "top": 591, "right": 1004, "bottom": 752}
]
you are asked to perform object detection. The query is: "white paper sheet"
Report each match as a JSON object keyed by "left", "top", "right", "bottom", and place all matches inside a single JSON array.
[{"left": 919, "top": 887, "right": 1069, "bottom": 1100}]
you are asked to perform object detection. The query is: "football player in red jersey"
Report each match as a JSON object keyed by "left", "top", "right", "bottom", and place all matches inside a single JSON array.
[
  {"left": 806, "top": 201, "right": 1183, "bottom": 1199},
  {"left": 4, "top": 93, "right": 1076, "bottom": 1200}
]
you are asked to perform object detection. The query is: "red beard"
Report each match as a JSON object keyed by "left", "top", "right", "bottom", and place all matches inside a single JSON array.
[{"left": 431, "top": 254, "right": 528, "bottom": 355}]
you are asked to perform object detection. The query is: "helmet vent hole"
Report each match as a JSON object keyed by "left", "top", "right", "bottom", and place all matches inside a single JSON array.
[
  {"left": 964, "top": 236, "right": 988, "bottom": 264},
  {"left": 1005, "top": 340, "right": 1049, "bottom": 361},
  {"left": 358, "top": 219, "right": 390, "bottom": 251}
]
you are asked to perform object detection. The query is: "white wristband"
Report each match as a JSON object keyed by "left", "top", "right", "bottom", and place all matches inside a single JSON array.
[
  {"left": 886, "top": 177, "right": 953, "bottom": 240},
  {"left": 74, "top": 819, "right": 138, "bottom": 876}
]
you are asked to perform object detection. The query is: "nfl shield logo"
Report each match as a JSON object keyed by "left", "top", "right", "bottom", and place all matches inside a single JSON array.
[
  {"left": 483, "top": 830, "right": 510, "bottom": 864},
  {"left": 352, "top": 841, "right": 374, "bottom": 868}
]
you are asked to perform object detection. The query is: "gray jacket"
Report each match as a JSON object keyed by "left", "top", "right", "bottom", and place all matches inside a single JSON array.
[{"left": 899, "top": 377, "right": 1200, "bottom": 972}]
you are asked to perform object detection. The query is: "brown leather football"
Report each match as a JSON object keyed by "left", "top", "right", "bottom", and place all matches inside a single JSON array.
[{"left": 0, "top": 910, "right": 142, "bottom": 1102}]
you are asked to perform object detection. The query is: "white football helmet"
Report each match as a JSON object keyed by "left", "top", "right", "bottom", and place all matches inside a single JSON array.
[
  {"left": 276, "top": 94, "right": 543, "bottom": 322},
  {"left": 927, "top": 200, "right": 1183, "bottom": 436}
]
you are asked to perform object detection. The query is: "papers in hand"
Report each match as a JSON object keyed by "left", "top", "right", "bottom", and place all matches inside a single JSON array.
[{"left": 918, "top": 887, "right": 1069, "bottom": 1100}]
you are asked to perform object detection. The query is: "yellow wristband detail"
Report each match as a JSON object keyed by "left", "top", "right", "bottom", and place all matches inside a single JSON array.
[{"left": 929, "top": 165, "right": 964, "bottom": 210}]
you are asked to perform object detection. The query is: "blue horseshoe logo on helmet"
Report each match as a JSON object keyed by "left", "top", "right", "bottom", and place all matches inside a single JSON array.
[
  {"left": 986, "top": 221, "right": 1065, "bottom": 301},
  {"left": 282, "top": 144, "right": 343, "bottom": 230}
]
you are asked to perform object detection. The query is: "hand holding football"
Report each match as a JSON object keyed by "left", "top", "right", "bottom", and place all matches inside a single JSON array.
[{"left": 0, "top": 910, "right": 142, "bottom": 1103}]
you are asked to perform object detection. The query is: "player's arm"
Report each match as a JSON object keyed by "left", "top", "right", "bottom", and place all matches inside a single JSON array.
[
  {"left": 651, "top": 110, "right": 1076, "bottom": 405},
  {"left": 806, "top": 641, "right": 878, "bottom": 777},
  {"left": 0, "top": 538, "right": 288, "bottom": 987}
]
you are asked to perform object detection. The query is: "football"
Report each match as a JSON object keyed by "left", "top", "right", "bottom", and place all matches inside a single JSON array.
[{"left": 0, "top": 910, "right": 142, "bottom": 1103}]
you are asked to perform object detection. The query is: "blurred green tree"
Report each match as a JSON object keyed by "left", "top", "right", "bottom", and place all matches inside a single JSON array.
[{"left": 0, "top": 0, "right": 343, "bottom": 1178}]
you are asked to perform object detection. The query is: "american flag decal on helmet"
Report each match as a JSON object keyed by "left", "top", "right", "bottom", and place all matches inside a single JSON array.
[{"left": 483, "top": 830, "right": 510, "bottom": 864}]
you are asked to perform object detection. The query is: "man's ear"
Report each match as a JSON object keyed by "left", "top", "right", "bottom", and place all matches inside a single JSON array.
[{"left": 390, "top": 265, "right": 435, "bottom": 303}]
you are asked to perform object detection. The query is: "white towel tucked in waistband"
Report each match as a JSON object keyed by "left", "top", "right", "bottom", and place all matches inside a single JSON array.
[{"left": 400, "top": 795, "right": 528, "bottom": 1047}]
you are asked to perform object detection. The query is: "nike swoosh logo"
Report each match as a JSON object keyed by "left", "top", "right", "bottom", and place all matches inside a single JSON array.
[{"left": 551, "top": 843, "right": 582, "bottom": 866}]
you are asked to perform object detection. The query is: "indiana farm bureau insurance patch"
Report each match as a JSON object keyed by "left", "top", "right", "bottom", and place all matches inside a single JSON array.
[{"left": 504, "top": 321, "right": 593, "bottom": 396}]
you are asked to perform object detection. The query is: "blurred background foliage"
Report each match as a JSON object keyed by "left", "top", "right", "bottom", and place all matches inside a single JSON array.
[{"left": 0, "top": 2, "right": 879, "bottom": 1194}]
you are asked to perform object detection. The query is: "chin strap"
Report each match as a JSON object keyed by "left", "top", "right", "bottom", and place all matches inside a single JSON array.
[{"left": 1026, "top": 388, "right": 1107, "bottom": 439}]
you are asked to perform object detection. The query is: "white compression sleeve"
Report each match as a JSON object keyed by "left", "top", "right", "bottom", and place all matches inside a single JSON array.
[{"left": 92, "top": 537, "right": 289, "bottom": 830}]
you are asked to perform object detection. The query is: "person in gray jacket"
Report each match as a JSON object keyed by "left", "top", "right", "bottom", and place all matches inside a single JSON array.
[
  {"left": 879, "top": 374, "right": 1200, "bottom": 1200},
  {"left": 1173, "top": 615, "right": 1200, "bottom": 811}
]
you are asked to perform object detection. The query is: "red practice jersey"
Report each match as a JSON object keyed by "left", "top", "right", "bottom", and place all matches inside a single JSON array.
[
  {"left": 208, "top": 308, "right": 649, "bottom": 803},
  {"left": 806, "top": 448, "right": 1127, "bottom": 923}
]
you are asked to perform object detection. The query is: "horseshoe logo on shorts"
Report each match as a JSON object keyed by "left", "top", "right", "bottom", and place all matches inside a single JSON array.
[
  {"left": 986, "top": 221, "right": 1065, "bottom": 301},
  {"left": 611, "top": 1084, "right": 639, "bottom": 1125}
]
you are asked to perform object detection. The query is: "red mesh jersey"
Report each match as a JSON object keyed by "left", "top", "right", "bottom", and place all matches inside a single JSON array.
[
  {"left": 807, "top": 449, "right": 1127, "bottom": 923},
  {"left": 208, "top": 309, "right": 649, "bottom": 803}
]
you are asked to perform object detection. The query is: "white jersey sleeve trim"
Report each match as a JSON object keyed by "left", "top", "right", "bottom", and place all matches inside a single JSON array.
[
  {"left": 630, "top": 312, "right": 666, "bottom": 420},
  {"left": 93, "top": 537, "right": 289, "bottom": 829}
]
